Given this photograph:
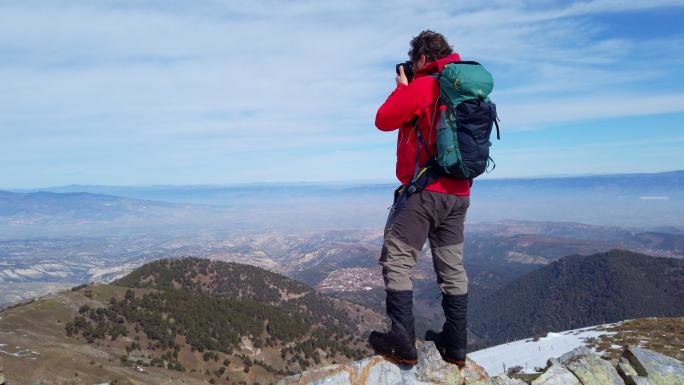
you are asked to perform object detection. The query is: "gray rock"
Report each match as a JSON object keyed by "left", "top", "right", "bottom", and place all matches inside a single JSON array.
[
  {"left": 624, "top": 345, "right": 684, "bottom": 385},
  {"left": 492, "top": 374, "right": 526, "bottom": 385},
  {"left": 617, "top": 357, "right": 654, "bottom": 385},
  {"left": 531, "top": 361, "right": 581, "bottom": 385},
  {"left": 618, "top": 357, "right": 640, "bottom": 378},
  {"left": 566, "top": 354, "right": 625, "bottom": 385},
  {"left": 557, "top": 346, "right": 594, "bottom": 365},
  {"left": 277, "top": 341, "right": 494, "bottom": 385},
  {"left": 628, "top": 377, "right": 655, "bottom": 385}
]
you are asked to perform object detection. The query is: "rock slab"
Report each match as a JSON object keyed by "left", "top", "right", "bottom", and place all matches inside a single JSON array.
[
  {"left": 531, "top": 361, "right": 581, "bottom": 385},
  {"left": 566, "top": 354, "right": 625, "bottom": 385},
  {"left": 624, "top": 345, "right": 684, "bottom": 385},
  {"left": 277, "top": 341, "right": 493, "bottom": 385}
]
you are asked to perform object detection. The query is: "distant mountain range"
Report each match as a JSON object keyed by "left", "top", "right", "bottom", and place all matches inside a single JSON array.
[
  {"left": 11, "top": 170, "right": 684, "bottom": 201},
  {"left": 469, "top": 250, "right": 684, "bottom": 345},
  {"left": 0, "top": 190, "right": 176, "bottom": 218},
  {"left": 3, "top": 170, "right": 683, "bottom": 231},
  {"left": 0, "top": 189, "right": 250, "bottom": 238}
]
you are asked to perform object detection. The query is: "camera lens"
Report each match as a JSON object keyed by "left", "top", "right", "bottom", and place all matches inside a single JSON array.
[
  {"left": 395, "top": 61, "right": 414, "bottom": 81},
  {"left": 395, "top": 61, "right": 413, "bottom": 76}
]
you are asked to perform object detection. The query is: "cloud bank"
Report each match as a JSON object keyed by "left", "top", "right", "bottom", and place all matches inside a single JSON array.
[{"left": 1, "top": 0, "right": 683, "bottom": 186}]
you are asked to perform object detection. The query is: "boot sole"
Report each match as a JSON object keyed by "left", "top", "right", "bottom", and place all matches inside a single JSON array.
[
  {"left": 444, "top": 357, "right": 466, "bottom": 368},
  {"left": 368, "top": 333, "right": 417, "bottom": 366},
  {"left": 433, "top": 344, "right": 466, "bottom": 368},
  {"left": 376, "top": 350, "right": 418, "bottom": 366}
]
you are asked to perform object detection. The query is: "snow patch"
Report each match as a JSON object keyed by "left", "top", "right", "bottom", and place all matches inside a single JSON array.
[
  {"left": 13, "top": 269, "right": 44, "bottom": 278},
  {"left": 2, "top": 270, "right": 20, "bottom": 279},
  {"left": 469, "top": 324, "right": 618, "bottom": 375}
]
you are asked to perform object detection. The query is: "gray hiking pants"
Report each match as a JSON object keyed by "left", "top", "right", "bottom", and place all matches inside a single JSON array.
[{"left": 379, "top": 189, "right": 469, "bottom": 295}]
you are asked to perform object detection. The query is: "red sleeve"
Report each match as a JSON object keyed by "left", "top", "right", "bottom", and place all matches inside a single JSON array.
[{"left": 375, "top": 82, "right": 422, "bottom": 131}]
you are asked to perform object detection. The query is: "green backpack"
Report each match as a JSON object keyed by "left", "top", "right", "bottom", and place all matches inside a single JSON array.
[{"left": 406, "top": 61, "right": 499, "bottom": 194}]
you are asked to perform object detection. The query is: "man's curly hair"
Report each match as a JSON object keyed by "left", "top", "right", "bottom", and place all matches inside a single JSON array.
[{"left": 408, "top": 30, "right": 453, "bottom": 63}]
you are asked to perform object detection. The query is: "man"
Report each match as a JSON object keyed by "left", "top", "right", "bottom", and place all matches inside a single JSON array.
[{"left": 368, "top": 30, "right": 470, "bottom": 367}]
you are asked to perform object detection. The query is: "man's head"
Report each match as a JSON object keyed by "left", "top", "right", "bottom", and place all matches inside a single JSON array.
[{"left": 408, "top": 30, "right": 453, "bottom": 74}]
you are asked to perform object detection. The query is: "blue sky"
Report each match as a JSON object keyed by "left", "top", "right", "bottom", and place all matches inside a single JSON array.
[{"left": 1, "top": 0, "right": 683, "bottom": 188}]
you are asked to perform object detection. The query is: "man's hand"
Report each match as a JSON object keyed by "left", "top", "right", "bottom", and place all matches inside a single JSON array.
[{"left": 396, "top": 64, "right": 409, "bottom": 87}]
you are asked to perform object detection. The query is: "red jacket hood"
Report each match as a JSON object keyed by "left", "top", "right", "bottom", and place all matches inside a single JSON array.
[{"left": 414, "top": 52, "right": 461, "bottom": 78}]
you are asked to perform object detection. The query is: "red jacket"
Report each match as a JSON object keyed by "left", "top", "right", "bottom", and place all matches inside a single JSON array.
[{"left": 375, "top": 53, "right": 470, "bottom": 196}]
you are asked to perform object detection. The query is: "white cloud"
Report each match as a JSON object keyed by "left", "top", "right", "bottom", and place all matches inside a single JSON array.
[
  {"left": 500, "top": 92, "right": 684, "bottom": 129},
  {"left": 0, "top": 0, "right": 682, "bottom": 185}
]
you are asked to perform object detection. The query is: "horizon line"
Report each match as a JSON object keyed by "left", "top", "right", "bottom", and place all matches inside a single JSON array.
[{"left": 3, "top": 169, "right": 682, "bottom": 191}]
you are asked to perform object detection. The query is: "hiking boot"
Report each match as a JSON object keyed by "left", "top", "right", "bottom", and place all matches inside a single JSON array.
[
  {"left": 368, "top": 290, "right": 417, "bottom": 365},
  {"left": 425, "top": 292, "right": 468, "bottom": 367}
]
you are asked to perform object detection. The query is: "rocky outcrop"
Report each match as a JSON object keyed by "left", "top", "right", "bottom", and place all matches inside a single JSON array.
[
  {"left": 278, "top": 341, "right": 493, "bottom": 385},
  {"left": 0, "top": 367, "right": 5, "bottom": 385},
  {"left": 279, "top": 342, "right": 684, "bottom": 385}
]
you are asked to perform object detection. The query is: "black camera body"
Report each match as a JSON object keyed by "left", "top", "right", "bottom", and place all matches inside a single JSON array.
[{"left": 395, "top": 61, "right": 414, "bottom": 81}]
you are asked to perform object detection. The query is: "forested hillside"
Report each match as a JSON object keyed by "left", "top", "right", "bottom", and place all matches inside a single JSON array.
[
  {"left": 61, "top": 258, "right": 384, "bottom": 385},
  {"left": 470, "top": 250, "right": 684, "bottom": 345}
]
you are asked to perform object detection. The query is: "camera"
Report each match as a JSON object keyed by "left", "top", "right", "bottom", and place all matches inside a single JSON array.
[{"left": 395, "top": 61, "right": 414, "bottom": 81}]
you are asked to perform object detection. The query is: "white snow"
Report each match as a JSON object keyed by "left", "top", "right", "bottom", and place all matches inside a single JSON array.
[
  {"left": 15, "top": 268, "right": 45, "bottom": 277},
  {"left": 468, "top": 324, "right": 618, "bottom": 375},
  {"left": 29, "top": 264, "right": 70, "bottom": 278},
  {"left": 88, "top": 263, "right": 138, "bottom": 280},
  {"left": 2, "top": 270, "right": 20, "bottom": 279}
]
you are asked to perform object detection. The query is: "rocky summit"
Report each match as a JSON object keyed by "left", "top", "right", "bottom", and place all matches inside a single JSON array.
[
  {"left": 278, "top": 341, "right": 491, "bottom": 385},
  {"left": 278, "top": 342, "right": 684, "bottom": 385}
]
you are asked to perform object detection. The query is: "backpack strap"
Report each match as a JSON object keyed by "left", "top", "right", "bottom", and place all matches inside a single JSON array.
[
  {"left": 387, "top": 111, "right": 440, "bottom": 223},
  {"left": 407, "top": 119, "right": 428, "bottom": 193},
  {"left": 494, "top": 115, "right": 501, "bottom": 140},
  {"left": 486, "top": 156, "right": 496, "bottom": 173},
  {"left": 407, "top": 118, "right": 438, "bottom": 194}
]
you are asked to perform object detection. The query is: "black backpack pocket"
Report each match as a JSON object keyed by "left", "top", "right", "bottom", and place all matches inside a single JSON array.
[{"left": 453, "top": 99, "right": 496, "bottom": 178}]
